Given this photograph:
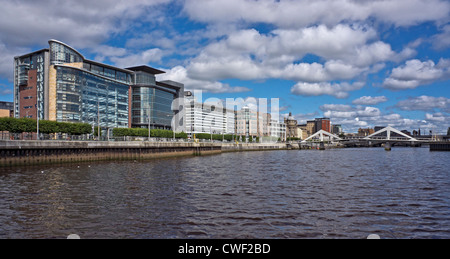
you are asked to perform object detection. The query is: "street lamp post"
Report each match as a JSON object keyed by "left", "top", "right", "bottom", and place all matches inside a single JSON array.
[
  {"left": 148, "top": 105, "right": 151, "bottom": 141},
  {"left": 97, "top": 100, "right": 100, "bottom": 141},
  {"left": 36, "top": 100, "right": 40, "bottom": 140}
]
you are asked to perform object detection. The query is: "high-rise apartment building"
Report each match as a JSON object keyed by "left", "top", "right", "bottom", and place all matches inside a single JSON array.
[
  {"left": 331, "top": 124, "right": 343, "bottom": 135},
  {"left": 314, "top": 117, "right": 331, "bottom": 133},
  {"left": 236, "top": 107, "right": 286, "bottom": 140},
  {"left": 184, "top": 92, "right": 235, "bottom": 135},
  {"left": 14, "top": 40, "right": 183, "bottom": 131},
  {"left": 236, "top": 106, "right": 258, "bottom": 137}
]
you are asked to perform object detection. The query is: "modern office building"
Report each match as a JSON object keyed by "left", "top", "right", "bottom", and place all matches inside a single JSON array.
[
  {"left": 13, "top": 40, "right": 183, "bottom": 131},
  {"left": 184, "top": 92, "right": 235, "bottom": 135},
  {"left": 314, "top": 117, "right": 331, "bottom": 133},
  {"left": 235, "top": 106, "right": 286, "bottom": 140},
  {"left": 236, "top": 106, "right": 258, "bottom": 137},
  {"left": 269, "top": 119, "right": 287, "bottom": 141},
  {"left": 182, "top": 95, "right": 287, "bottom": 141},
  {"left": 331, "top": 124, "right": 343, "bottom": 135}
]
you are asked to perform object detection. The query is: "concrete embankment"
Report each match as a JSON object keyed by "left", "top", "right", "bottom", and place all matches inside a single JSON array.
[
  {"left": 222, "top": 143, "right": 286, "bottom": 152},
  {"left": 430, "top": 143, "right": 450, "bottom": 151},
  {"left": 0, "top": 140, "right": 287, "bottom": 167}
]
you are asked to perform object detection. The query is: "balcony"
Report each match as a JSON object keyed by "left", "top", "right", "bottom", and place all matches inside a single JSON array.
[{"left": 18, "top": 64, "right": 30, "bottom": 86}]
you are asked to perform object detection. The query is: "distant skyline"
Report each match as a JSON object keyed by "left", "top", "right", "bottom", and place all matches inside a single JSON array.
[{"left": 0, "top": 0, "right": 449, "bottom": 133}]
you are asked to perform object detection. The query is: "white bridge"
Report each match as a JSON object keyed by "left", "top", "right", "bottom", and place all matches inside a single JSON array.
[
  {"left": 301, "top": 126, "right": 431, "bottom": 144},
  {"left": 301, "top": 130, "right": 342, "bottom": 143},
  {"left": 363, "top": 126, "right": 417, "bottom": 142}
]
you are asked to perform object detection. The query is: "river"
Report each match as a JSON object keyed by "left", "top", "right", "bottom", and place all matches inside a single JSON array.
[{"left": 0, "top": 147, "right": 449, "bottom": 239}]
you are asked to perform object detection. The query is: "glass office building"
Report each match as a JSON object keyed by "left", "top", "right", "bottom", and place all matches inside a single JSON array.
[
  {"left": 127, "top": 66, "right": 183, "bottom": 130},
  {"left": 14, "top": 40, "right": 184, "bottom": 131},
  {"left": 184, "top": 93, "right": 236, "bottom": 136},
  {"left": 54, "top": 66, "right": 129, "bottom": 128}
]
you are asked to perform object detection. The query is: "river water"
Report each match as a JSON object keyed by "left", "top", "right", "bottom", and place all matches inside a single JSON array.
[{"left": 0, "top": 148, "right": 449, "bottom": 239}]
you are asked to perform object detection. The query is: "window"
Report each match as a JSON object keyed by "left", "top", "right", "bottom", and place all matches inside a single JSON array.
[
  {"left": 24, "top": 96, "right": 33, "bottom": 100},
  {"left": 116, "top": 71, "right": 128, "bottom": 83},
  {"left": 50, "top": 41, "right": 83, "bottom": 65},
  {"left": 135, "top": 72, "right": 156, "bottom": 85},
  {"left": 90, "top": 65, "right": 103, "bottom": 75},
  {"left": 55, "top": 66, "right": 129, "bottom": 128},
  {"left": 104, "top": 68, "right": 115, "bottom": 79}
]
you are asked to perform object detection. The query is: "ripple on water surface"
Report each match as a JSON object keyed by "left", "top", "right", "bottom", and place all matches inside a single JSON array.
[{"left": 0, "top": 148, "right": 449, "bottom": 239}]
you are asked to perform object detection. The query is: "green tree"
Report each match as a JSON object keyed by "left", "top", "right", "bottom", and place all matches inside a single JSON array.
[{"left": 0, "top": 118, "right": 91, "bottom": 135}]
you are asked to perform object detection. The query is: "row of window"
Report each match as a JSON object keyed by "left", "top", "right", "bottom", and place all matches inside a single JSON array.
[
  {"left": 83, "top": 63, "right": 132, "bottom": 84},
  {"left": 56, "top": 67, "right": 130, "bottom": 128},
  {"left": 50, "top": 41, "right": 83, "bottom": 65}
]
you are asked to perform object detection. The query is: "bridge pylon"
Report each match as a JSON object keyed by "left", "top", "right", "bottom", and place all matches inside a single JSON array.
[
  {"left": 363, "top": 126, "right": 418, "bottom": 142},
  {"left": 301, "top": 130, "right": 342, "bottom": 143}
]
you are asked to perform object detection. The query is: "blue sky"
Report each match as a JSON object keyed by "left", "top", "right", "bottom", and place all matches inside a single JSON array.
[{"left": 0, "top": 0, "right": 449, "bottom": 133}]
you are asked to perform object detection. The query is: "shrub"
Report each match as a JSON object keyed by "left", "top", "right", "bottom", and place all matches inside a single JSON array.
[
  {"left": 0, "top": 117, "right": 91, "bottom": 135},
  {"left": 112, "top": 128, "right": 188, "bottom": 139}
]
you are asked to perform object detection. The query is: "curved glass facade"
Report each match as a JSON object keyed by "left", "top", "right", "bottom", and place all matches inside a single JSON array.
[
  {"left": 50, "top": 41, "right": 84, "bottom": 65},
  {"left": 131, "top": 87, "right": 174, "bottom": 129},
  {"left": 83, "top": 62, "right": 132, "bottom": 84},
  {"left": 55, "top": 66, "right": 129, "bottom": 128}
]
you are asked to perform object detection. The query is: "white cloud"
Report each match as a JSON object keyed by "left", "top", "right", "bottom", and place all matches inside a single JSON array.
[
  {"left": 322, "top": 106, "right": 381, "bottom": 118},
  {"left": 383, "top": 59, "right": 450, "bottom": 90},
  {"left": 0, "top": 42, "right": 30, "bottom": 81},
  {"left": 126, "top": 30, "right": 177, "bottom": 50},
  {"left": 275, "top": 61, "right": 365, "bottom": 82},
  {"left": 188, "top": 55, "right": 264, "bottom": 81},
  {"left": 0, "top": 83, "right": 13, "bottom": 96},
  {"left": 183, "top": 24, "right": 413, "bottom": 95},
  {"left": 186, "top": 24, "right": 401, "bottom": 82},
  {"left": 396, "top": 96, "right": 450, "bottom": 111},
  {"left": 0, "top": 0, "right": 172, "bottom": 79},
  {"left": 110, "top": 48, "right": 165, "bottom": 68},
  {"left": 290, "top": 112, "right": 320, "bottom": 124},
  {"left": 158, "top": 66, "right": 251, "bottom": 93},
  {"left": 320, "top": 104, "right": 353, "bottom": 112},
  {"left": 352, "top": 96, "right": 388, "bottom": 105},
  {"left": 0, "top": 0, "right": 172, "bottom": 48},
  {"left": 268, "top": 25, "right": 378, "bottom": 62},
  {"left": 425, "top": 113, "right": 449, "bottom": 123},
  {"left": 183, "top": 0, "right": 450, "bottom": 28},
  {"left": 291, "top": 82, "right": 365, "bottom": 99},
  {"left": 432, "top": 25, "right": 450, "bottom": 50}
]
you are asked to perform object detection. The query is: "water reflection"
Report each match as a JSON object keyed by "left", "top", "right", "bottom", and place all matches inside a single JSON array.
[{"left": 0, "top": 148, "right": 449, "bottom": 239}]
